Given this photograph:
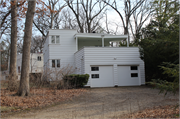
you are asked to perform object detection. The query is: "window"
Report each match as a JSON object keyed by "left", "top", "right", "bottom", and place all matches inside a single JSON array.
[
  {"left": 56, "top": 36, "right": 60, "bottom": 43},
  {"left": 91, "top": 74, "right": 99, "bottom": 78},
  {"left": 37, "top": 56, "right": 41, "bottom": 61},
  {"left": 91, "top": 67, "right": 99, "bottom": 71},
  {"left": 52, "top": 60, "right": 55, "bottom": 68},
  {"left": 131, "top": 73, "right": 138, "bottom": 77},
  {"left": 51, "top": 35, "right": 60, "bottom": 44},
  {"left": 51, "top": 36, "right": 55, "bottom": 43},
  {"left": 18, "top": 66, "right": 21, "bottom": 73},
  {"left": 57, "top": 59, "right": 60, "bottom": 67},
  {"left": 131, "top": 66, "right": 138, "bottom": 70},
  {"left": 52, "top": 59, "right": 60, "bottom": 68}
]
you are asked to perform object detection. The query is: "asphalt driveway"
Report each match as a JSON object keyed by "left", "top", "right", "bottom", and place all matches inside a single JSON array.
[{"left": 5, "top": 86, "right": 179, "bottom": 119}]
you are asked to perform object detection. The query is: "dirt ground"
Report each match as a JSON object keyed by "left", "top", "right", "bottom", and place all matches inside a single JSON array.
[{"left": 3, "top": 86, "right": 179, "bottom": 119}]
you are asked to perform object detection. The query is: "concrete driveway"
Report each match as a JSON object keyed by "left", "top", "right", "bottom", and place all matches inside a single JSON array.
[{"left": 5, "top": 86, "right": 179, "bottom": 119}]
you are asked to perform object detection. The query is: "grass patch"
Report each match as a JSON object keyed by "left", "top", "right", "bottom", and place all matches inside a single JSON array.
[
  {"left": 0, "top": 106, "right": 16, "bottom": 112},
  {"left": 175, "top": 114, "right": 179, "bottom": 117}
]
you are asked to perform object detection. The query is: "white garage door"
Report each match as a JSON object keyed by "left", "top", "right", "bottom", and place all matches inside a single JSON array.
[
  {"left": 118, "top": 66, "right": 139, "bottom": 86},
  {"left": 90, "top": 66, "right": 114, "bottom": 87}
]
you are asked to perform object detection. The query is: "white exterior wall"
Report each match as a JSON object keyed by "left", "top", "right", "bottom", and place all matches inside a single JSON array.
[
  {"left": 48, "top": 29, "right": 77, "bottom": 68},
  {"left": 16, "top": 54, "right": 22, "bottom": 74},
  {"left": 16, "top": 53, "right": 44, "bottom": 80},
  {"left": 16, "top": 54, "right": 22, "bottom": 80},
  {"left": 74, "top": 48, "right": 84, "bottom": 74},
  {"left": 77, "top": 47, "right": 145, "bottom": 86},
  {"left": 43, "top": 35, "right": 49, "bottom": 69},
  {"left": 16, "top": 53, "right": 43, "bottom": 73},
  {"left": 30, "top": 53, "right": 44, "bottom": 73}
]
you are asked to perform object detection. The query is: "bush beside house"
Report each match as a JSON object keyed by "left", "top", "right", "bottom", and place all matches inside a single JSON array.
[{"left": 57, "top": 74, "right": 89, "bottom": 89}]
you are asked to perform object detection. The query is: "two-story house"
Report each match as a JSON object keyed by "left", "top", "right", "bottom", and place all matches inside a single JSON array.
[{"left": 43, "top": 29, "right": 145, "bottom": 87}]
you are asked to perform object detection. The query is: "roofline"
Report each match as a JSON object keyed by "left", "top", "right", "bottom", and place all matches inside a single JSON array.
[
  {"left": 74, "top": 33, "right": 128, "bottom": 39},
  {"left": 49, "top": 29, "right": 77, "bottom": 31}
]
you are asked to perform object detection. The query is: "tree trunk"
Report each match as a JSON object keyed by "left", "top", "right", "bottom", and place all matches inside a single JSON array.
[
  {"left": 9, "top": 0, "right": 17, "bottom": 82},
  {"left": 124, "top": 26, "right": 129, "bottom": 43},
  {"left": 50, "top": 3, "right": 54, "bottom": 29},
  {"left": 18, "top": 0, "right": 36, "bottom": 96}
]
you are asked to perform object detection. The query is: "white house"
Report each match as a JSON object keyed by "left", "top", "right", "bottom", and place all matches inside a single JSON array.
[
  {"left": 16, "top": 53, "right": 43, "bottom": 80},
  {"left": 43, "top": 29, "right": 145, "bottom": 87}
]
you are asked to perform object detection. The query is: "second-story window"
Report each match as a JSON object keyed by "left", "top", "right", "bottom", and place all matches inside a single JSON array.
[
  {"left": 56, "top": 36, "right": 60, "bottom": 43},
  {"left": 51, "top": 36, "right": 60, "bottom": 44},
  {"left": 37, "top": 56, "right": 41, "bottom": 61}
]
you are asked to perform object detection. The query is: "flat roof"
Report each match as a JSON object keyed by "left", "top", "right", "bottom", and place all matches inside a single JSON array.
[
  {"left": 74, "top": 33, "right": 128, "bottom": 39},
  {"left": 74, "top": 33, "right": 128, "bottom": 41}
]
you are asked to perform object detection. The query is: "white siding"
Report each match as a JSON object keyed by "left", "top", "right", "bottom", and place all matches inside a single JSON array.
[
  {"left": 48, "top": 29, "right": 77, "bottom": 68},
  {"left": 80, "top": 47, "right": 145, "bottom": 85},
  {"left": 74, "top": 48, "right": 84, "bottom": 74},
  {"left": 43, "top": 35, "right": 49, "bottom": 69},
  {"left": 16, "top": 54, "right": 22, "bottom": 74},
  {"left": 16, "top": 53, "right": 44, "bottom": 80},
  {"left": 113, "top": 64, "right": 118, "bottom": 86},
  {"left": 30, "top": 53, "right": 43, "bottom": 73}
]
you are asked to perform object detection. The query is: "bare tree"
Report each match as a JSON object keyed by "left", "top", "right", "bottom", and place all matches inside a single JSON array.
[
  {"left": 31, "top": 35, "right": 44, "bottom": 53},
  {"left": 103, "top": 0, "right": 145, "bottom": 42},
  {"left": 103, "top": 12, "right": 120, "bottom": 35},
  {"left": 0, "top": 0, "right": 4, "bottom": 6},
  {"left": 18, "top": 0, "right": 36, "bottom": 96},
  {"left": 129, "top": 0, "right": 153, "bottom": 42},
  {"left": 0, "top": 1, "right": 26, "bottom": 39},
  {"left": 33, "top": 0, "right": 66, "bottom": 42},
  {"left": 48, "top": 0, "right": 66, "bottom": 29},
  {"left": 16, "top": 35, "right": 44, "bottom": 54},
  {"left": 58, "top": 8, "right": 79, "bottom": 29},
  {"left": 9, "top": 0, "right": 17, "bottom": 81},
  {"left": 66, "top": 0, "right": 106, "bottom": 33}
]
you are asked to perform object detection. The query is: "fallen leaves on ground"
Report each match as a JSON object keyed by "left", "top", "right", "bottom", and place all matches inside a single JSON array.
[
  {"left": 1, "top": 88, "right": 87, "bottom": 111},
  {"left": 121, "top": 105, "right": 179, "bottom": 118}
]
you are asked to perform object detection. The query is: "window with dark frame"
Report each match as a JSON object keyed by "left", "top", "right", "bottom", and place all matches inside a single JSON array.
[
  {"left": 37, "top": 56, "right": 41, "bottom": 61},
  {"left": 18, "top": 66, "right": 20, "bottom": 73},
  {"left": 91, "top": 67, "right": 99, "bottom": 71},
  {"left": 57, "top": 59, "right": 60, "bottom": 67},
  {"left": 91, "top": 74, "right": 99, "bottom": 78},
  {"left": 131, "top": 73, "right": 138, "bottom": 77},
  {"left": 52, "top": 60, "right": 55, "bottom": 68},
  {"left": 131, "top": 66, "right": 138, "bottom": 70},
  {"left": 52, "top": 59, "right": 60, "bottom": 68}
]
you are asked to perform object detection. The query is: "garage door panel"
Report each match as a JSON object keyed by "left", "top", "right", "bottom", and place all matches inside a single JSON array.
[
  {"left": 91, "top": 66, "right": 114, "bottom": 87},
  {"left": 118, "top": 66, "right": 139, "bottom": 86}
]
